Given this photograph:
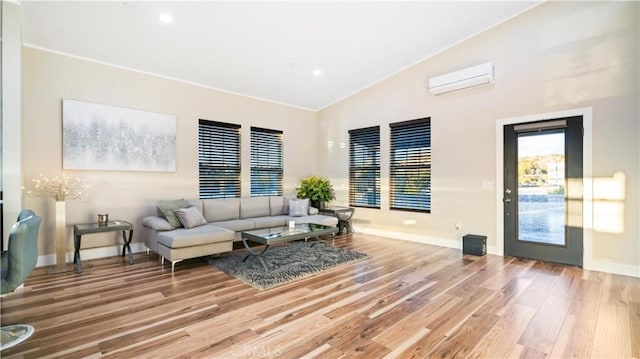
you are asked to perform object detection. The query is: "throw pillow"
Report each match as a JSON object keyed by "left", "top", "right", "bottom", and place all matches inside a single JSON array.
[
  {"left": 288, "top": 198, "right": 309, "bottom": 217},
  {"left": 174, "top": 206, "right": 208, "bottom": 229},
  {"left": 157, "top": 199, "right": 191, "bottom": 228},
  {"left": 142, "top": 216, "right": 174, "bottom": 231}
]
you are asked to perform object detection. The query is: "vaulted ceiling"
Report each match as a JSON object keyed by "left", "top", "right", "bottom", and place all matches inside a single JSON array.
[{"left": 21, "top": 1, "right": 541, "bottom": 111}]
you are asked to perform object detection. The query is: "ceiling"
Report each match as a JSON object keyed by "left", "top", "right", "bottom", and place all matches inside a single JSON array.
[{"left": 20, "top": 1, "right": 541, "bottom": 111}]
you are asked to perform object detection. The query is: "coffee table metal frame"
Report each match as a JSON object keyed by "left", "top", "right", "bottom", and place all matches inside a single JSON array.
[{"left": 240, "top": 223, "right": 338, "bottom": 269}]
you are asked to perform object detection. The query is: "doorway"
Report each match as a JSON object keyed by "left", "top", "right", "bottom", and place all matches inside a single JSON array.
[{"left": 503, "top": 116, "right": 583, "bottom": 266}]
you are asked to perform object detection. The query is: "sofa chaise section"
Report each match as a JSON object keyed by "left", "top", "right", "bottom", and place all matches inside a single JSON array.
[{"left": 156, "top": 224, "right": 234, "bottom": 272}]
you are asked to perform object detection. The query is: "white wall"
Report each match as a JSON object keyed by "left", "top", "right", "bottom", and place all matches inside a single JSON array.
[
  {"left": 22, "top": 47, "right": 317, "bottom": 261},
  {"left": 317, "top": 1, "right": 639, "bottom": 276}
]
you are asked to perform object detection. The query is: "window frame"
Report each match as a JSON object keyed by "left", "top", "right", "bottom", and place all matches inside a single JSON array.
[
  {"left": 389, "top": 118, "right": 431, "bottom": 213},
  {"left": 349, "top": 125, "right": 381, "bottom": 209},
  {"left": 198, "top": 119, "right": 241, "bottom": 199},
  {"left": 250, "top": 126, "right": 283, "bottom": 197}
]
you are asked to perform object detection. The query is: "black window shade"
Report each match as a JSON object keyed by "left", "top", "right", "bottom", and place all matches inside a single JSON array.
[
  {"left": 389, "top": 118, "right": 431, "bottom": 212},
  {"left": 198, "top": 119, "right": 241, "bottom": 199},
  {"left": 349, "top": 126, "right": 381, "bottom": 208},
  {"left": 251, "top": 127, "right": 283, "bottom": 196}
]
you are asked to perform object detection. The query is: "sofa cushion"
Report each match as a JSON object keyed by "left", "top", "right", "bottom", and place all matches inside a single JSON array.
[
  {"left": 249, "top": 216, "right": 287, "bottom": 229},
  {"left": 287, "top": 214, "right": 338, "bottom": 227},
  {"left": 269, "top": 196, "right": 291, "bottom": 216},
  {"left": 209, "top": 219, "right": 255, "bottom": 232},
  {"left": 175, "top": 206, "right": 207, "bottom": 229},
  {"left": 288, "top": 198, "right": 309, "bottom": 217},
  {"left": 157, "top": 199, "right": 191, "bottom": 229},
  {"left": 157, "top": 225, "right": 234, "bottom": 249},
  {"left": 202, "top": 198, "right": 240, "bottom": 222},
  {"left": 240, "top": 197, "right": 270, "bottom": 219},
  {"left": 187, "top": 199, "right": 204, "bottom": 214}
]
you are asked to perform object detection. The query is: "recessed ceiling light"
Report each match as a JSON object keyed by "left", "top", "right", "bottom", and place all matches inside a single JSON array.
[
  {"left": 312, "top": 69, "right": 323, "bottom": 77},
  {"left": 159, "top": 13, "right": 173, "bottom": 24}
]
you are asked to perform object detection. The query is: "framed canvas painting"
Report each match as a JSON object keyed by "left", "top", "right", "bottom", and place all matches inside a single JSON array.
[{"left": 62, "top": 99, "right": 176, "bottom": 172}]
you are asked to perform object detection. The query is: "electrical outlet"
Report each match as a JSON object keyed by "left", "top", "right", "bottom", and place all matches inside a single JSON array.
[{"left": 455, "top": 222, "right": 462, "bottom": 230}]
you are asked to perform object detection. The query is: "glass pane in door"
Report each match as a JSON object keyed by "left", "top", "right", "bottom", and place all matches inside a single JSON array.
[{"left": 517, "top": 132, "right": 565, "bottom": 245}]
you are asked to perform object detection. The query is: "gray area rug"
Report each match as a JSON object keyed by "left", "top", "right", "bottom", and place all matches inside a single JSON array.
[{"left": 208, "top": 241, "right": 369, "bottom": 290}]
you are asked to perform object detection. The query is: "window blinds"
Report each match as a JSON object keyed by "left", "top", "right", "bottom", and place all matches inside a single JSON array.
[
  {"left": 198, "top": 119, "right": 241, "bottom": 199},
  {"left": 349, "top": 126, "right": 381, "bottom": 208},
  {"left": 389, "top": 118, "right": 431, "bottom": 212},
  {"left": 250, "top": 126, "right": 283, "bottom": 196}
]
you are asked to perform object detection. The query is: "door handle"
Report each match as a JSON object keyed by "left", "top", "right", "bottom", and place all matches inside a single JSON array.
[{"left": 504, "top": 188, "right": 512, "bottom": 203}]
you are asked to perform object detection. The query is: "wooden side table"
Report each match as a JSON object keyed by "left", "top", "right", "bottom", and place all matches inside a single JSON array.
[
  {"left": 321, "top": 206, "right": 355, "bottom": 234},
  {"left": 73, "top": 221, "right": 133, "bottom": 274}
]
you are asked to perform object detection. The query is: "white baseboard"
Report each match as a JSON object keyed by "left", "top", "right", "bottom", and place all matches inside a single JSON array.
[
  {"left": 37, "top": 242, "right": 147, "bottom": 267},
  {"left": 354, "top": 226, "right": 498, "bottom": 255},
  {"left": 585, "top": 259, "right": 640, "bottom": 278},
  {"left": 355, "top": 226, "right": 637, "bottom": 278}
]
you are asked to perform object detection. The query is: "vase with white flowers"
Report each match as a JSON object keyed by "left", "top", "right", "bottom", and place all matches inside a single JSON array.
[{"left": 25, "top": 173, "right": 91, "bottom": 273}]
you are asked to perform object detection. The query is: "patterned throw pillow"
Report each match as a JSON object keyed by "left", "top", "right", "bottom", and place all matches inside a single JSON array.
[
  {"left": 157, "top": 199, "right": 191, "bottom": 228},
  {"left": 174, "top": 206, "right": 208, "bottom": 229},
  {"left": 288, "top": 198, "right": 309, "bottom": 217}
]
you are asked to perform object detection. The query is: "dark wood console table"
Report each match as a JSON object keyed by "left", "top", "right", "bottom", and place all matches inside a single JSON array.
[{"left": 73, "top": 221, "right": 133, "bottom": 274}]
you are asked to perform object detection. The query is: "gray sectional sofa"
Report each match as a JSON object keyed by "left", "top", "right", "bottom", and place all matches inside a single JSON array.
[{"left": 141, "top": 196, "right": 338, "bottom": 271}]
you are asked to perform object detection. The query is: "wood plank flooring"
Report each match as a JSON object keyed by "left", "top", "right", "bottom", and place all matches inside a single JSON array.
[{"left": 1, "top": 233, "right": 638, "bottom": 358}]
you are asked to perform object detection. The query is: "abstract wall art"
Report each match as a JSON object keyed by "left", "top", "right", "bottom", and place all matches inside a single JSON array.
[{"left": 62, "top": 99, "right": 176, "bottom": 172}]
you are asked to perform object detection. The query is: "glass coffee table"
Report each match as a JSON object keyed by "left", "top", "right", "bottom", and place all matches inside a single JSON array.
[{"left": 241, "top": 223, "right": 338, "bottom": 269}]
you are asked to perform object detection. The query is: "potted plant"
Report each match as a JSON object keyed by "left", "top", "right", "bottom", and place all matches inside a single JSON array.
[{"left": 296, "top": 175, "right": 335, "bottom": 210}]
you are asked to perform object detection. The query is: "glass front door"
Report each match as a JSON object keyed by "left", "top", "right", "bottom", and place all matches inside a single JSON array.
[{"left": 504, "top": 117, "right": 583, "bottom": 266}]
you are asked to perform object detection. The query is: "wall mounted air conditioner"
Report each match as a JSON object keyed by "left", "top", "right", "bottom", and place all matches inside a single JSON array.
[{"left": 428, "top": 62, "right": 494, "bottom": 95}]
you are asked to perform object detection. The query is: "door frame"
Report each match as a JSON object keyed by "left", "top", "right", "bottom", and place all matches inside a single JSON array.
[{"left": 495, "top": 107, "right": 593, "bottom": 267}]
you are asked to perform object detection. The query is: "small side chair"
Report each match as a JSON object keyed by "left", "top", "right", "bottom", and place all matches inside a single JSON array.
[{"left": 0, "top": 211, "right": 41, "bottom": 351}]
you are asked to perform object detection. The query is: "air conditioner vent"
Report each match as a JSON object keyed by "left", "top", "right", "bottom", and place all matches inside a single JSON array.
[{"left": 428, "top": 62, "right": 494, "bottom": 95}]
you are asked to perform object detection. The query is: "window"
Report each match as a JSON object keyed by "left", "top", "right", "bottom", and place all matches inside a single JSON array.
[
  {"left": 250, "top": 127, "right": 283, "bottom": 196},
  {"left": 389, "top": 118, "right": 431, "bottom": 212},
  {"left": 198, "top": 120, "right": 241, "bottom": 199},
  {"left": 349, "top": 126, "right": 381, "bottom": 208}
]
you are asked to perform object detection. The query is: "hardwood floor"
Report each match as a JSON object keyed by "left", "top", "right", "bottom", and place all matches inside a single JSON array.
[{"left": 1, "top": 233, "right": 638, "bottom": 358}]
